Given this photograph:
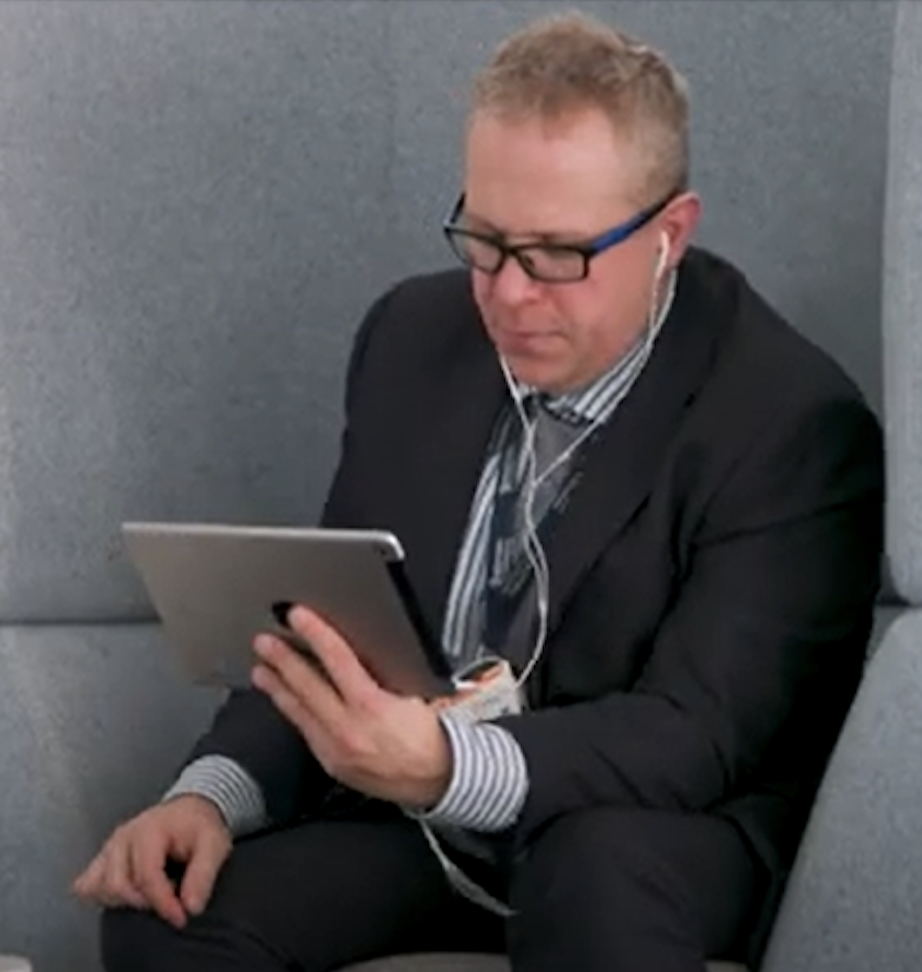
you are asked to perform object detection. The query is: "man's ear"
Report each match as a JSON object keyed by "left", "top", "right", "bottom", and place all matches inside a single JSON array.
[{"left": 659, "top": 191, "right": 702, "bottom": 269}]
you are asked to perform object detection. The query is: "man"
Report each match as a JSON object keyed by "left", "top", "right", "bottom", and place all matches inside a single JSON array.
[{"left": 76, "top": 12, "right": 884, "bottom": 972}]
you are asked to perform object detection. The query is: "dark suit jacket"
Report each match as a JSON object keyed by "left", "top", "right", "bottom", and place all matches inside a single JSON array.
[{"left": 191, "top": 247, "right": 883, "bottom": 949}]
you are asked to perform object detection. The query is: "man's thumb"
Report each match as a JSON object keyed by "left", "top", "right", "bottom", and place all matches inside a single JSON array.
[{"left": 179, "top": 831, "right": 229, "bottom": 916}]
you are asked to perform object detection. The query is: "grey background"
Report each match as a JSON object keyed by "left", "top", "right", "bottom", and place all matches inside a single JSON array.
[
  {"left": 0, "top": 0, "right": 895, "bottom": 622},
  {"left": 0, "top": 2, "right": 899, "bottom": 970},
  {"left": 883, "top": 0, "right": 922, "bottom": 603},
  {"left": 761, "top": 9, "right": 922, "bottom": 970}
]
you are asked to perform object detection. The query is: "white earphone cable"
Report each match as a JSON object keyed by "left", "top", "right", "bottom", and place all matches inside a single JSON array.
[
  {"left": 419, "top": 238, "right": 678, "bottom": 918},
  {"left": 505, "top": 242, "right": 677, "bottom": 689}
]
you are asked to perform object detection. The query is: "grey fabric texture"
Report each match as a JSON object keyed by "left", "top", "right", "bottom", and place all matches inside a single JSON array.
[
  {"left": 883, "top": 0, "right": 922, "bottom": 604},
  {"left": 342, "top": 958, "right": 511, "bottom": 972},
  {"left": 341, "top": 957, "right": 745, "bottom": 972},
  {"left": 0, "top": 0, "right": 894, "bottom": 623},
  {"left": 760, "top": 610, "right": 922, "bottom": 972},
  {"left": 0, "top": 625, "right": 218, "bottom": 972},
  {"left": 0, "top": 0, "right": 394, "bottom": 622}
]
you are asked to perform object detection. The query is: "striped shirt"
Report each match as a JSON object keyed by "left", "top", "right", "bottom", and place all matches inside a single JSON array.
[{"left": 165, "top": 273, "right": 676, "bottom": 839}]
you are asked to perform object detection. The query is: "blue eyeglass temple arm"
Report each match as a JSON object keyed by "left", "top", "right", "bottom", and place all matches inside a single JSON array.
[{"left": 584, "top": 191, "right": 676, "bottom": 254}]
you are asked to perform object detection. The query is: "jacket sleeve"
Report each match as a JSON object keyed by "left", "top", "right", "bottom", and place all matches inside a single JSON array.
[
  {"left": 182, "top": 283, "right": 398, "bottom": 825},
  {"left": 495, "top": 392, "right": 884, "bottom": 847}
]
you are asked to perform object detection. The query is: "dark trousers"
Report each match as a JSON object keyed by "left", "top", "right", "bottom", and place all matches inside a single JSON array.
[{"left": 101, "top": 803, "right": 764, "bottom": 972}]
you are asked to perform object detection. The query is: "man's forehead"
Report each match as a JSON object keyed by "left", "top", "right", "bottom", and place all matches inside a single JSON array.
[
  {"left": 463, "top": 109, "right": 644, "bottom": 220},
  {"left": 462, "top": 163, "right": 641, "bottom": 240},
  {"left": 460, "top": 196, "right": 608, "bottom": 242}
]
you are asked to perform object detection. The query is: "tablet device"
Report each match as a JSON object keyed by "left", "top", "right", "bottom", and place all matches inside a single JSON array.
[{"left": 121, "top": 522, "right": 454, "bottom": 699}]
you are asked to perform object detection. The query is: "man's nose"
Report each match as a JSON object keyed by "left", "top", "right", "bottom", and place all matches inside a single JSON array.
[{"left": 490, "top": 254, "right": 539, "bottom": 304}]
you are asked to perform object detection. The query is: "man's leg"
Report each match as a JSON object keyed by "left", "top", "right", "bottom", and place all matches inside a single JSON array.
[
  {"left": 506, "top": 807, "right": 765, "bottom": 972},
  {"left": 101, "top": 809, "right": 505, "bottom": 972}
]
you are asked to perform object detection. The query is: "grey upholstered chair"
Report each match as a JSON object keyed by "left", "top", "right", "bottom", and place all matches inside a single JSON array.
[
  {"left": 0, "top": 3, "right": 909, "bottom": 971},
  {"left": 344, "top": 955, "right": 747, "bottom": 972},
  {"left": 754, "top": 4, "right": 922, "bottom": 969}
]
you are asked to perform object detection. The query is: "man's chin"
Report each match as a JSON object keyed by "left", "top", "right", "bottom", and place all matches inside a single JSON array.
[{"left": 500, "top": 357, "right": 574, "bottom": 395}]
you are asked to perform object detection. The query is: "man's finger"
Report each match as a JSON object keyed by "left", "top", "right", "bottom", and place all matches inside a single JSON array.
[
  {"left": 253, "top": 633, "right": 346, "bottom": 727},
  {"left": 251, "top": 659, "right": 330, "bottom": 741},
  {"left": 73, "top": 845, "right": 147, "bottom": 911},
  {"left": 103, "top": 840, "right": 150, "bottom": 911},
  {"left": 129, "top": 836, "right": 187, "bottom": 928},
  {"left": 72, "top": 854, "right": 105, "bottom": 900},
  {"left": 288, "top": 606, "right": 381, "bottom": 703},
  {"left": 179, "top": 831, "right": 229, "bottom": 916},
  {"left": 251, "top": 661, "right": 351, "bottom": 776}
]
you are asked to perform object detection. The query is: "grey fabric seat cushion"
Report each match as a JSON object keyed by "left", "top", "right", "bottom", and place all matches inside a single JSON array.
[
  {"left": 342, "top": 955, "right": 748, "bottom": 971},
  {"left": 0, "top": 624, "right": 219, "bottom": 972},
  {"left": 759, "top": 610, "right": 922, "bottom": 972}
]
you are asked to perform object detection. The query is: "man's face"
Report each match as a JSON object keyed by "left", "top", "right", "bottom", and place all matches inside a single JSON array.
[{"left": 462, "top": 108, "right": 695, "bottom": 394}]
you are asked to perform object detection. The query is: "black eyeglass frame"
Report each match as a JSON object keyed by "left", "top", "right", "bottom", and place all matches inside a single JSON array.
[{"left": 441, "top": 188, "right": 679, "bottom": 283}]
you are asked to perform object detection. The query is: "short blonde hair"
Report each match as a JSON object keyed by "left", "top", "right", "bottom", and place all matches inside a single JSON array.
[{"left": 470, "top": 11, "right": 689, "bottom": 204}]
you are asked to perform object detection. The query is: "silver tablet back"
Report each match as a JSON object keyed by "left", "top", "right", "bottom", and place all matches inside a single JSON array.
[{"left": 122, "top": 522, "right": 452, "bottom": 698}]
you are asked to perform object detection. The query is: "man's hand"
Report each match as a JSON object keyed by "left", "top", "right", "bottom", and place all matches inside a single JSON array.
[
  {"left": 72, "top": 795, "right": 232, "bottom": 928},
  {"left": 251, "top": 605, "right": 453, "bottom": 810}
]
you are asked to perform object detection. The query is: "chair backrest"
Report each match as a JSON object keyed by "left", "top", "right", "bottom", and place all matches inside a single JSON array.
[
  {"left": 0, "top": 3, "right": 898, "bottom": 970},
  {"left": 0, "top": 4, "right": 397, "bottom": 967},
  {"left": 0, "top": 0, "right": 896, "bottom": 619},
  {"left": 883, "top": 2, "right": 922, "bottom": 605},
  {"left": 761, "top": 3, "right": 922, "bottom": 969}
]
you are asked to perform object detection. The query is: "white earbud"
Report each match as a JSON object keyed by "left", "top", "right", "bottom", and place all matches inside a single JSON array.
[{"left": 655, "top": 232, "right": 670, "bottom": 280}]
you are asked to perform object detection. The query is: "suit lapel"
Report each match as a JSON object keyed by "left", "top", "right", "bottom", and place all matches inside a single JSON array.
[
  {"left": 394, "top": 252, "right": 728, "bottom": 656},
  {"left": 540, "top": 259, "right": 725, "bottom": 635}
]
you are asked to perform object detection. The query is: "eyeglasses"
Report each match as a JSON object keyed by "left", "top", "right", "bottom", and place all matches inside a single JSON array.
[{"left": 442, "top": 189, "right": 676, "bottom": 283}]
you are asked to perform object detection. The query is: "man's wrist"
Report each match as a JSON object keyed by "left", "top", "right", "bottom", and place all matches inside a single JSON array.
[
  {"left": 408, "top": 713, "right": 529, "bottom": 832},
  {"left": 397, "top": 719, "right": 454, "bottom": 811},
  {"left": 163, "top": 755, "right": 268, "bottom": 838}
]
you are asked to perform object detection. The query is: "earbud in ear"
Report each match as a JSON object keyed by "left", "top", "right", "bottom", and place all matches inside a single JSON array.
[{"left": 655, "top": 233, "right": 670, "bottom": 278}]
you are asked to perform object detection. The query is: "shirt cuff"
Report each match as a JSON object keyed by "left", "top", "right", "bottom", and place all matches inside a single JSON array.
[
  {"left": 163, "top": 755, "right": 268, "bottom": 838},
  {"left": 417, "top": 713, "right": 529, "bottom": 832}
]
